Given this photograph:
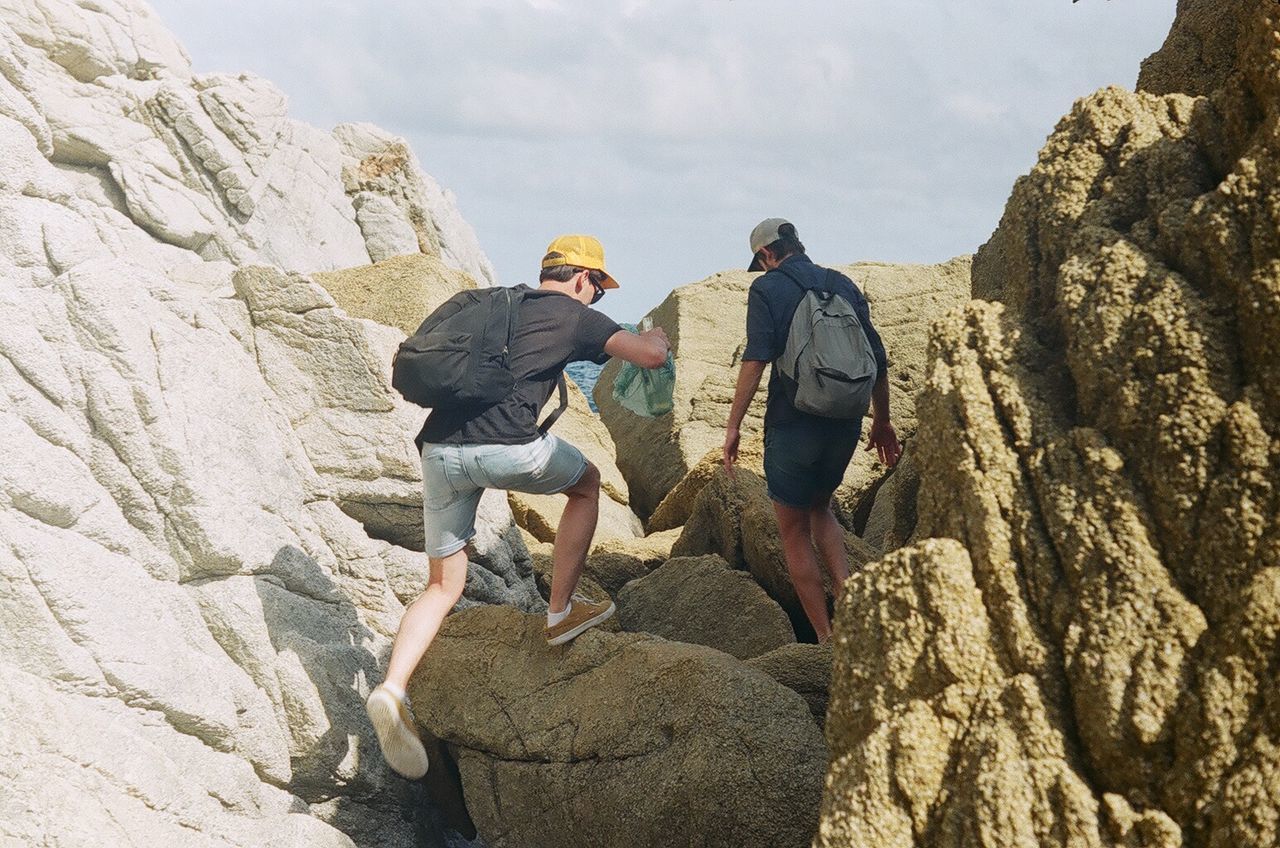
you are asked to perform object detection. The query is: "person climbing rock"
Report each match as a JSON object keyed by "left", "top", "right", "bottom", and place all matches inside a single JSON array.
[
  {"left": 367, "top": 234, "right": 670, "bottom": 779},
  {"left": 722, "top": 218, "right": 901, "bottom": 642}
]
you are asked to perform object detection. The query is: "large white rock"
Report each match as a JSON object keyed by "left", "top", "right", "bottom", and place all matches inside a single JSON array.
[{"left": 0, "top": 4, "right": 527, "bottom": 844}]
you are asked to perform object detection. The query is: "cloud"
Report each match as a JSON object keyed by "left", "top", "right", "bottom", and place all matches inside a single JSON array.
[{"left": 150, "top": 0, "right": 1177, "bottom": 320}]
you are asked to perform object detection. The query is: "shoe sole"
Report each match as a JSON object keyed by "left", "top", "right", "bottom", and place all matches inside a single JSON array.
[
  {"left": 366, "top": 689, "right": 429, "bottom": 779},
  {"left": 546, "top": 601, "right": 616, "bottom": 646}
]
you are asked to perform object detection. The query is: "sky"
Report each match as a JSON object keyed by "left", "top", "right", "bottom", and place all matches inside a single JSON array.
[{"left": 148, "top": 0, "right": 1177, "bottom": 323}]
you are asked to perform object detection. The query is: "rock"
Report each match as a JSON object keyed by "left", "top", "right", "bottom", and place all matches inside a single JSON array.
[
  {"left": 817, "top": 540, "right": 1158, "bottom": 848},
  {"left": 672, "top": 464, "right": 879, "bottom": 640},
  {"left": 1137, "top": 0, "right": 1256, "bottom": 96},
  {"left": 333, "top": 122, "right": 496, "bottom": 286},
  {"left": 594, "top": 259, "right": 969, "bottom": 520},
  {"left": 856, "top": 446, "right": 921, "bottom": 554},
  {"left": 746, "top": 642, "right": 833, "bottom": 726},
  {"left": 583, "top": 528, "right": 682, "bottom": 595},
  {"left": 647, "top": 437, "right": 764, "bottom": 533},
  {"left": 821, "top": 6, "right": 1280, "bottom": 845},
  {"left": 617, "top": 554, "right": 796, "bottom": 659},
  {"left": 0, "top": 4, "right": 532, "bottom": 842},
  {"left": 410, "top": 605, "right": 828, "bottom": 848},
  {"left": 313, "top": 252, "right": 478, "bottom": 338}
]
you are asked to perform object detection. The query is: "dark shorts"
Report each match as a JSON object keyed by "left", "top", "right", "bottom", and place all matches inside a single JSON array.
[{"left": 763, "top": 418, "right": 863, "bottom": 508}]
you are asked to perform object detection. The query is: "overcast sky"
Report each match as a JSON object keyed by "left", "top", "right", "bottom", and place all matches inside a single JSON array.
[{"left": 149, "top": 0, "right": 1176, "bottom": 322}]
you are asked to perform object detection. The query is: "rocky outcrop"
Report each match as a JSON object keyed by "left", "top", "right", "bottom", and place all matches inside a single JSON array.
[
  {"left": 617, "top": 554, "right": 796, "bottom": 659},
  {"left": 0, "top": 3, "right": 523, "bottom": 845},
  {"left": 594, "top": 259, "right": 969, "bottom": 521},
  {"left": 410, "top": 605, "right": 827, "bottom": 848},
  {"left": 821, "top": 4, "right": 1280, "bottom": 846},
  {"left": 1136, "top": 0, "right": 1255, "bottom": 96}
]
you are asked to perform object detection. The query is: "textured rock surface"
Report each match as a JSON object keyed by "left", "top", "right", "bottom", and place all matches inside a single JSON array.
[
  {"left": 672, "top": 463, "right": 880, "bottom": 640},
  {"left": 821, "top": 4, "right": 1280, "bottom": 846},
  {"left": 313, "top": 252, "right": 477, "bottom": 338},
  {"left": 594, "top": 259, "right": 969, "bottom": 520},
  {"left": 746, "top": 642, "right": 833, "bottom": 726},
  {"left": 617, "top": 554, "right": 795, "bottom": 659},
  {"left": 1137, "top": 0, "right": 1254, "bottom": 96},
  {"left": 0, "top": 2, "right": 520, "bottom": 845},
  {"left": 410, "top": 605, "right": 827, "bottom": 848}
]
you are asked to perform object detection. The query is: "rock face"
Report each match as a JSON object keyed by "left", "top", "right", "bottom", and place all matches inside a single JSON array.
[
  {"left": 410, "top": 605, "right": 828, "bottom": 848},
  {"left": 594, "top": 259, "right": 969, "bottom": 521},
  {"left": 313, "top": 252, "right": 478, "bottom": 338},
  {"left": 745, "top": 642, "right": 833, "bottom": 726},
  {"left": 1136, "top": 0, "right": 1255, "bottom": 96},
  {"left": 0, "top": 2, "right": 522, "bottom": 846},
  {"left": 821, "top": 5, "right": 1280, "bottom": 846},
  {"left": 617, "top": 554, "right": 796, "bottom": 659}
]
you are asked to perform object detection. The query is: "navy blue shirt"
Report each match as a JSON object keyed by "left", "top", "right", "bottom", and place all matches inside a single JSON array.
[{"left": 743, "top": 254, "right": 888, "bottom": 428}]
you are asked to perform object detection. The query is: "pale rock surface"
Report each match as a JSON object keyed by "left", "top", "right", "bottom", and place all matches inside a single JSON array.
[
  {"left": 410, "top": 605, "right": 828, "bottom": 848},
  {"left": 616, "top": 554, "right": 796, "bottom": 659},
  {"left": 820, "top": 4, "right": 1280, "bottom": 845},
  {"left": 0, "top": 3, "right": 529, "bottom": 844},
  {"left": 0, "top": 0, "right": 494, "bottom": 281},
  {"left": 594, "top": 259, "right": 969, "bottom": 521}
]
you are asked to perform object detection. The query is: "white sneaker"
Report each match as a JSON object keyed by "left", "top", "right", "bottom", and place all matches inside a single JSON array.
[{"left": 366, "top": 685, "right": 429, "bottom": 779}]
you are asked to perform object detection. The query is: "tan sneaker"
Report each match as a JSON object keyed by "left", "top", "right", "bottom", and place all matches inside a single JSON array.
[
  {"left": 545, "top": 596, "right": 616, "bottom": 646},
  {"left": 366, "top": 685, "right": 429, "bottom": 779}
]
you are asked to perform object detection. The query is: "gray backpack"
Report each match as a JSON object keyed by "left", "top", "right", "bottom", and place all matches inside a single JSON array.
[{"left": 776, "top": 267, "right": 877, "bottom": 420}]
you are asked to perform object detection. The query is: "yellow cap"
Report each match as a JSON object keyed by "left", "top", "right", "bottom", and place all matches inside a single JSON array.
[{"left": 541, "top": 234, "right": 620, "bottom": 289}]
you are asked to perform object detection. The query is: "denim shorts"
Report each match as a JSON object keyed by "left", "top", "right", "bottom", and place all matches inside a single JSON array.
[
  {"left": 420, "top": 435, "right": 588, "bottom": 557},
  {"left": 763, "top": 418, "right": 862, "bottom": 508}
]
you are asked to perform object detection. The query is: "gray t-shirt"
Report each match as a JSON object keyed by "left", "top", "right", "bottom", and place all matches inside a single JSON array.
[{"left": 417, "top": 285, "right": 621, "bottom": 447}]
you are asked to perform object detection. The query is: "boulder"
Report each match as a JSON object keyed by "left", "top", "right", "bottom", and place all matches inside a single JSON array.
[
  {"left": 593, "top": 259, "right": 969, "bottom": 520},
  {"left": 1136, "top": 0, "right": 1256, "bottom": 96},
  {"left": 617, "top": 554, "right": 796, "bottom": 659},
  {"left": 583, "top": 528, "right": 682, "bottom": 595},
  {"left": 672, "top": 465, "right": 879, "bottom": 640},
  {"left": 856, "top": 446, "right": 921, "bottom": 555},
  {"left": 821, "top": 6, "right": 1280, "bottom": 845},
  {"left": 410, "top": 605, "right": 828, "bottom": 848},
  {"left": 746, "top": 642, "right": 833, "bottom": 726},
  {"left": 313, "top": 252, "right": 478, "bottom": 337}
]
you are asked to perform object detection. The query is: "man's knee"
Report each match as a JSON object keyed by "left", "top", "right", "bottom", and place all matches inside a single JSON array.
[{"left": 565, "top": 462, "right": 601, "bottom": 498}]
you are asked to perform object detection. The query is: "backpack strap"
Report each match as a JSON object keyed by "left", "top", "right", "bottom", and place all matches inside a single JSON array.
[{"left": 537, "top": 374, "right": 569, "bottom": 435}]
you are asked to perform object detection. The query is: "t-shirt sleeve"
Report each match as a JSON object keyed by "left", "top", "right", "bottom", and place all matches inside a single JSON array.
[
  {"left": 840, "top": 276, "right": 888, "bottom": 380},
  {"left": 742, "top": 281, "right": 776, "bottom": 361},
  {"left": 574, "top": 306, "right": 624, "bottom": 364}
]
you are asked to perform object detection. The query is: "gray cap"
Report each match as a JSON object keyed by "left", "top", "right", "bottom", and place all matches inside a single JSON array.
[{"left": 748, "top": 217, "right": 792, "bottom": 271}]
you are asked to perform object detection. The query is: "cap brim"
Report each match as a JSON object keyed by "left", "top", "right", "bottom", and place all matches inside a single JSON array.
[
  {"left": 598, "top": 270, "right": 620, "bottom": 290},
  {"left": 748, "top": 254, "right": 764, "bottom": 272}
]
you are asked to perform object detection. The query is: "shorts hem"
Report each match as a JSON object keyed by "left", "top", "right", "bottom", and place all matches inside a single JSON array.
[
  {"left": 426, "top": 535, "right": 473, "bottom": 559},
  {"left": 543, "top": 455, "right": 589, "bottom": 495}
]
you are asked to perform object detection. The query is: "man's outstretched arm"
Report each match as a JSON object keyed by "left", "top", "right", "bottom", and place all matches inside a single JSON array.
[
  {"left": 865, "top": 372, "right": 902, "bottom": 467},
  {"left": 723, "top": 359, "right": 768, "bottom": 476},
  {"left": 603, "top": 327, "right": 670, "bottom": 369}
]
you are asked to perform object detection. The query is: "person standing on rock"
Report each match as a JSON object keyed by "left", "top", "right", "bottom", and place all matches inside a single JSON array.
[
  {"left": 722, "top": 218, "right": 901, "bottom": 642},
  {"left": 367, "top": 234, "right": 671, "bottom": 778}
]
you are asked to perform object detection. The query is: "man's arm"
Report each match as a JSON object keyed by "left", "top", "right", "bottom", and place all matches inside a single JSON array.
[
  {"left": 723, "top": 359, "right": 768, "bottom": 476},
  {"left": 865, "top": 372, "right": 902, "bottom": 467},
  {"left": 603, "top": 327, "right": 669, "bottom": 369}
]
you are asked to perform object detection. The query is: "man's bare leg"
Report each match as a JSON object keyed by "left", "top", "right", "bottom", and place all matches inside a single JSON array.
[
  {"left": 774, "top": 500, "right": 833, "bottom": 642},
  {"left": 383, "top": 547, "right": 469, "bottom": 692},
  {"left": 809, "top": 494, "right": 850, "bottom": 594},
  {"left": 548, "top": 462, "right": 601, "bottom": 613}
]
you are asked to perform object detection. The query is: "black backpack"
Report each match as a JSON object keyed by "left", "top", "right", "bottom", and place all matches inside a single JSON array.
[{"left": 392, "top": 287, "right": 567, "bottom": 433}]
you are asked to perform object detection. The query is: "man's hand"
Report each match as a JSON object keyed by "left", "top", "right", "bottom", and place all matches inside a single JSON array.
[
  {"left": 642, "top": 326, "right": 670, "bottom": 354},
  {"left": 866, "top": 419, "right": 902, "bottom": 467},
  {"left": 722, "top": 425, "right": 741, "bottom": 479}
]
